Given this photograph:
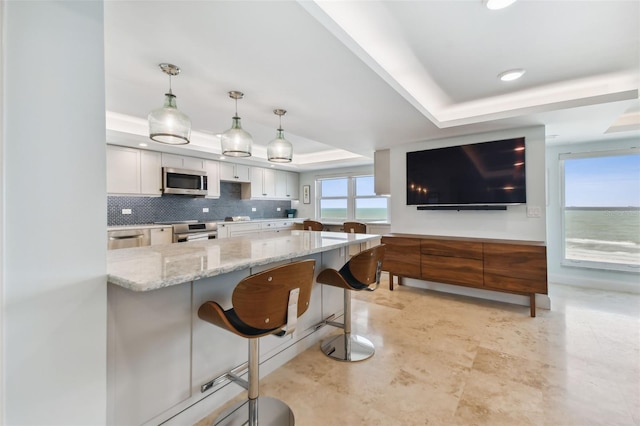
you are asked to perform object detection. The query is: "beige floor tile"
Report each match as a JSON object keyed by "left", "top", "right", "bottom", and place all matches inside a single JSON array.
[{"left": 195, "top": 277, "right": 640, "bottom": 426}]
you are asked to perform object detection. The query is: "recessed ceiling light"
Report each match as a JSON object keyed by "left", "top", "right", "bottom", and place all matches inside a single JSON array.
[
  {"left": 498, "top": 69, "right": 525, "bottom": 82},
  {"left": 138, "top": 142, "right": 148, "bottom": 147},
  {"left": 485, "top": 0, "right": 517, "bottom": 10}
]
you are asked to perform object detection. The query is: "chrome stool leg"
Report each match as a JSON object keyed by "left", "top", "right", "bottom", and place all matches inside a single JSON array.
[
  {"left": 321, "top": 288, "right": 375, "bottom": 362},
  {"left": 214, "top": 339, "right": 295, "bottom": 425}
]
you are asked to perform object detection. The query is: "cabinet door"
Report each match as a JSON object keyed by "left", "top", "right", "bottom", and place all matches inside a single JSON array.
[
  {"left": 140, "top": 150, "right": 162, "bottom": 195},
  {"left": 219, "top": 163, "right": 250, "bottom": 182},
  {"left": 204, "top": 160, "right": 220, "bottom": 198},
  {"left": 107, "top": 145, "right": 140, "bottom": 194},
  {"left": 483, "top": 243, "right": 548, "bottom": 293},
  {"left": 150, "top": 227, "right": 173, "bottom": 245},
  {"left": 250, "top": 167, "right": 265, "bottom": 198},
  {"left": 275, "top": 171, "right": 287, "bottom": 198},
  {"left": 161, "top": 153, "right": 205, "bottom": 171},
  {"left": 262, "top": 168, "right": 276, "bottom": 197},
  {"left": 182, "top": 156, "right": 205, "bottom": 171},
  {"left": 235, "top": 164, "right": 251, "bottom": 182},
  {"left": 286, "top": 171, "right": 299, "bottom": 199},
  {"left": 161, "top": 153, "right": 184, "bottom": 168},
  {"left": 380, "top": 236, "right": 421, "bottom": 278},
  {"left": 219, "top": 162, "right": 235, "bottom": 181},
  {"left": 421, "top": 255, "right": 483, "bottom": 287}
]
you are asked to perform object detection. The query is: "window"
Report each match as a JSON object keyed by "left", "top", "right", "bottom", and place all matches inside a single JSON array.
[
  {"left": 560, "top": 149, "right": 640, "bottom": 271},
  {"left": 317, "top": 175, "right": 388, "bottom": 221}
]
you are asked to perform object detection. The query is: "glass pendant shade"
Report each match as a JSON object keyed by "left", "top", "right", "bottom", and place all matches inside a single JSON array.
[
  {"left": 221, "top": 116, "right": 252, "bottom": 157},
  {"left": 148, "top": 93, "right": 191, "bottom": 145},
  {"left": 221, "top": 91, "right": 252, "bottom": 157},
  {"left": 148, "top": 63, "right": 191, "bottom": 145},
  {"left": 267, "top": 129, "right": 293, "bottom": 163}
]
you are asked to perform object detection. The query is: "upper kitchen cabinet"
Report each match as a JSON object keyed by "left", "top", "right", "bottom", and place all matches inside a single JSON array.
[
  {"left": 107, "top": 145, "right": 162, "bottom": 196},
  {"left": 161, "top": 153, "right": 206, "bottom": 171},
  {"left": 219, "top": 162, "right": 251, "bottom": 183},
  {"left": 275, "top": 170, "right": 299, "bottom": 200},
  {"left": 204, "top": 160, "right": 220, "bottom": 198},
  {"left": 245, "top": 167, "right": 276, "bottom": 199}
]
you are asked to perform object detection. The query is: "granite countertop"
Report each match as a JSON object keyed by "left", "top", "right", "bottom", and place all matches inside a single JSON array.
[{"left": 107, "top": 230, "right": 380, "bottom": 292}]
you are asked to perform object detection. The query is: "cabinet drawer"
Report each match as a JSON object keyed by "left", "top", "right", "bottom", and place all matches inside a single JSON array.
[
  {"left": 421, "top": 255, "right": 483, "bottom": 287},
  {"left": 381, "top": 237, "right": 421, "bottom": 278},
  {"left": 483, "top": 243, "right": 547, "bottom": 282},
  {"left": 420, "top": 240, "right": 483, "bottom": 259},
  {"left": 484, "top": 274, "right": 547, "bottom": 294}
]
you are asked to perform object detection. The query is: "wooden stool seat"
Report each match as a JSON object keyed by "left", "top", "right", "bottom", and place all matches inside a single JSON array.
[{"left": 302, "top": 220, "right": 324, "bottom": 231}]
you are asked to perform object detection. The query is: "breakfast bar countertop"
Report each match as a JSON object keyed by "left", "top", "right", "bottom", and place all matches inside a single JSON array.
[{"left": 107, "top": 230, "right": 380, "bottom": 292}]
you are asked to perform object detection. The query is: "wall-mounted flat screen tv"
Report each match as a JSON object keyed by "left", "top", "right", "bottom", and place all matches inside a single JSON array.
[{"left": 406, "top": 137, "right": 526, "bottom": 206}]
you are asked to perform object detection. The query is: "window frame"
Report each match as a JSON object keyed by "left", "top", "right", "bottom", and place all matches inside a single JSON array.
[
  {"left": 559, "top": 148, "right": 640, "bottom": 273},
  {"left": 316, "top": 174, "right": 389, "bottom": 222}
]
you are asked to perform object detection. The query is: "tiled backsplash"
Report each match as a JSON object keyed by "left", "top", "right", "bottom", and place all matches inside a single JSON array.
[{"left": 108, "top": 182, "right": 293, "bottom": 226}]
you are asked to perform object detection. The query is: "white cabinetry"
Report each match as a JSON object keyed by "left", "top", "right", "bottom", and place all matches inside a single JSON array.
[
  {"left": 107, "top": 145, "right": 161, "bottom": 196},
  {"left": 150, "top": 226, "right": 173, "bottom": 245},
  {"left": 219, "top": 162, "right": 250, "bottom": 182},
  {"left": 275, "top": 170, "right": 299, "bottom": 200},
  {"left": 261, "top": 220, "right": 295, "bottom": 234},
  {"left": 217, "top": 220, "right": 295, "bottom": 239},
  {"left": 204, "top": 160, "right": 220, "bottom": 198},
  {"left": 161, "top": 153, "right": 206, "bottom": 171},
  {"left": 245, "top": 167, "right": 276, "bottom": 199}
]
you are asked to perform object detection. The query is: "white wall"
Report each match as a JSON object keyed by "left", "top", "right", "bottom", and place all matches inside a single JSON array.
[
  {"left": 390, "top": 126, "right": 547, "bottom": 242},
  {"left": 3, "top": 1, "right": 107, "bottom": 424},
  {"left": 546, "top": 137, "right": 640, "bottom": 293},
  {"left": 295, "top": 165, "right": 374, "bottom": 220}
]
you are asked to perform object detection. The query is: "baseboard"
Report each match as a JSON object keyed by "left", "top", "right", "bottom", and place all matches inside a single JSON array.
[{"left": 548, "top": 273, "right": 640, "bottom": 294}]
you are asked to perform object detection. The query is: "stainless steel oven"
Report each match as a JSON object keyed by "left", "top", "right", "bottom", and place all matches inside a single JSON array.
[{"left": 172, "top": 222, "right": 218, "bottom": 242}]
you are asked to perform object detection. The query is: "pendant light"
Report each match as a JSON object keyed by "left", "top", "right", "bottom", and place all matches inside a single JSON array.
[
  {"left": 220, "top": 91, "right": 252, "bottom": 157},
  {"left": 148, "top": 63, "right": 191, "bottom": 145},
  {"left": 267, "top": 109, "right": 293, "bottom": 163}
]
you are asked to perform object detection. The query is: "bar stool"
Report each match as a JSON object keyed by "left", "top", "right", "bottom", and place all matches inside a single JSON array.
[
  {"left": 302, "top": 220, "right": 323, "bottom": 231},
  {"left": 317, "top": 244, "right": 385, "bottom": 362},
  {"left": 343, "top": 221, "right": 367, "bottom": 254},
  {"left": 198, "top": 259, "right": 316, "bottom": 426},
  {"left": 343, "top": 221, "right": 366, "bottom": 234}
]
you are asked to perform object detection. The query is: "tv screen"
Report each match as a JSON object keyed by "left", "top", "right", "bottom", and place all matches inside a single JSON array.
[{"left": 406, "top": 137, "right": 526, "bottom": 206}]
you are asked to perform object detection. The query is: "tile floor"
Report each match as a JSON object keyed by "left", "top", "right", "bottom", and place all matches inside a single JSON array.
[{"left": 196, "top": 275, "right": 640, "bottom": 425}]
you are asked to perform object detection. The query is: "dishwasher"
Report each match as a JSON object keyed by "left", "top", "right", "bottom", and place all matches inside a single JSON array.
[{"left": 107, "top": 229, "right": 151, "bottom": 250}]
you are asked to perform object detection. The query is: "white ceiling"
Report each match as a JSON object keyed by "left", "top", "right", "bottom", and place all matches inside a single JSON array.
[{"left": 104, "top": 0, "right": 640, "bottom": 171}]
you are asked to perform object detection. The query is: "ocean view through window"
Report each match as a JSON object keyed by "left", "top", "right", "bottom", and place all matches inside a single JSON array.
[
  {"left": 561, "top": 149, "right": 640, "bottom": 272},
  {"left": 318, "top": 175, "right": 389, "bottom": 221}
]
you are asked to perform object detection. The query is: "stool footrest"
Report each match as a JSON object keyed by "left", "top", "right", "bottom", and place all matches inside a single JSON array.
[{"left": 201, "top": 362, "right": 248, "bottom": 393}]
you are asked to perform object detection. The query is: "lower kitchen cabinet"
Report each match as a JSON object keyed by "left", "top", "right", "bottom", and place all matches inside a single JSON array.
[{"left": 150, "top": 226, "right": 173, "bottom": 245}]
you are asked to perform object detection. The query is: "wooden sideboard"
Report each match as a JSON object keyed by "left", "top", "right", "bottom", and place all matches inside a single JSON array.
[{"left": 381, "top": 234, "right": 547, "bottom": 317}]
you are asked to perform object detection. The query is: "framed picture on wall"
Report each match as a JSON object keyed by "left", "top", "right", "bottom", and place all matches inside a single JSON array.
[{"left": 303, "top": 185, "right": 310, "bottom": 204}]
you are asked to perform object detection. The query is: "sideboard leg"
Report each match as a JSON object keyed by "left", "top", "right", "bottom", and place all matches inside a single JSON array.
[
  {"left": 530, "top": 293, "right": 536, "bottom": 317},
  {"left": 389, "top": 274, "right": 395, "bottom": 291}
]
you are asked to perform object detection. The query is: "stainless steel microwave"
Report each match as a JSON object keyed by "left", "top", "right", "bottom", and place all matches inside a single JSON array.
[{"left": 162, "top": 167, "right": 208, "bottom": 196}]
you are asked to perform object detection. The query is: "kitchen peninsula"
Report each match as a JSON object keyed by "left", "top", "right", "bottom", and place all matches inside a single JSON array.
[{"left": 107, "top": 230, "right": 380, "bottom": 425}]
